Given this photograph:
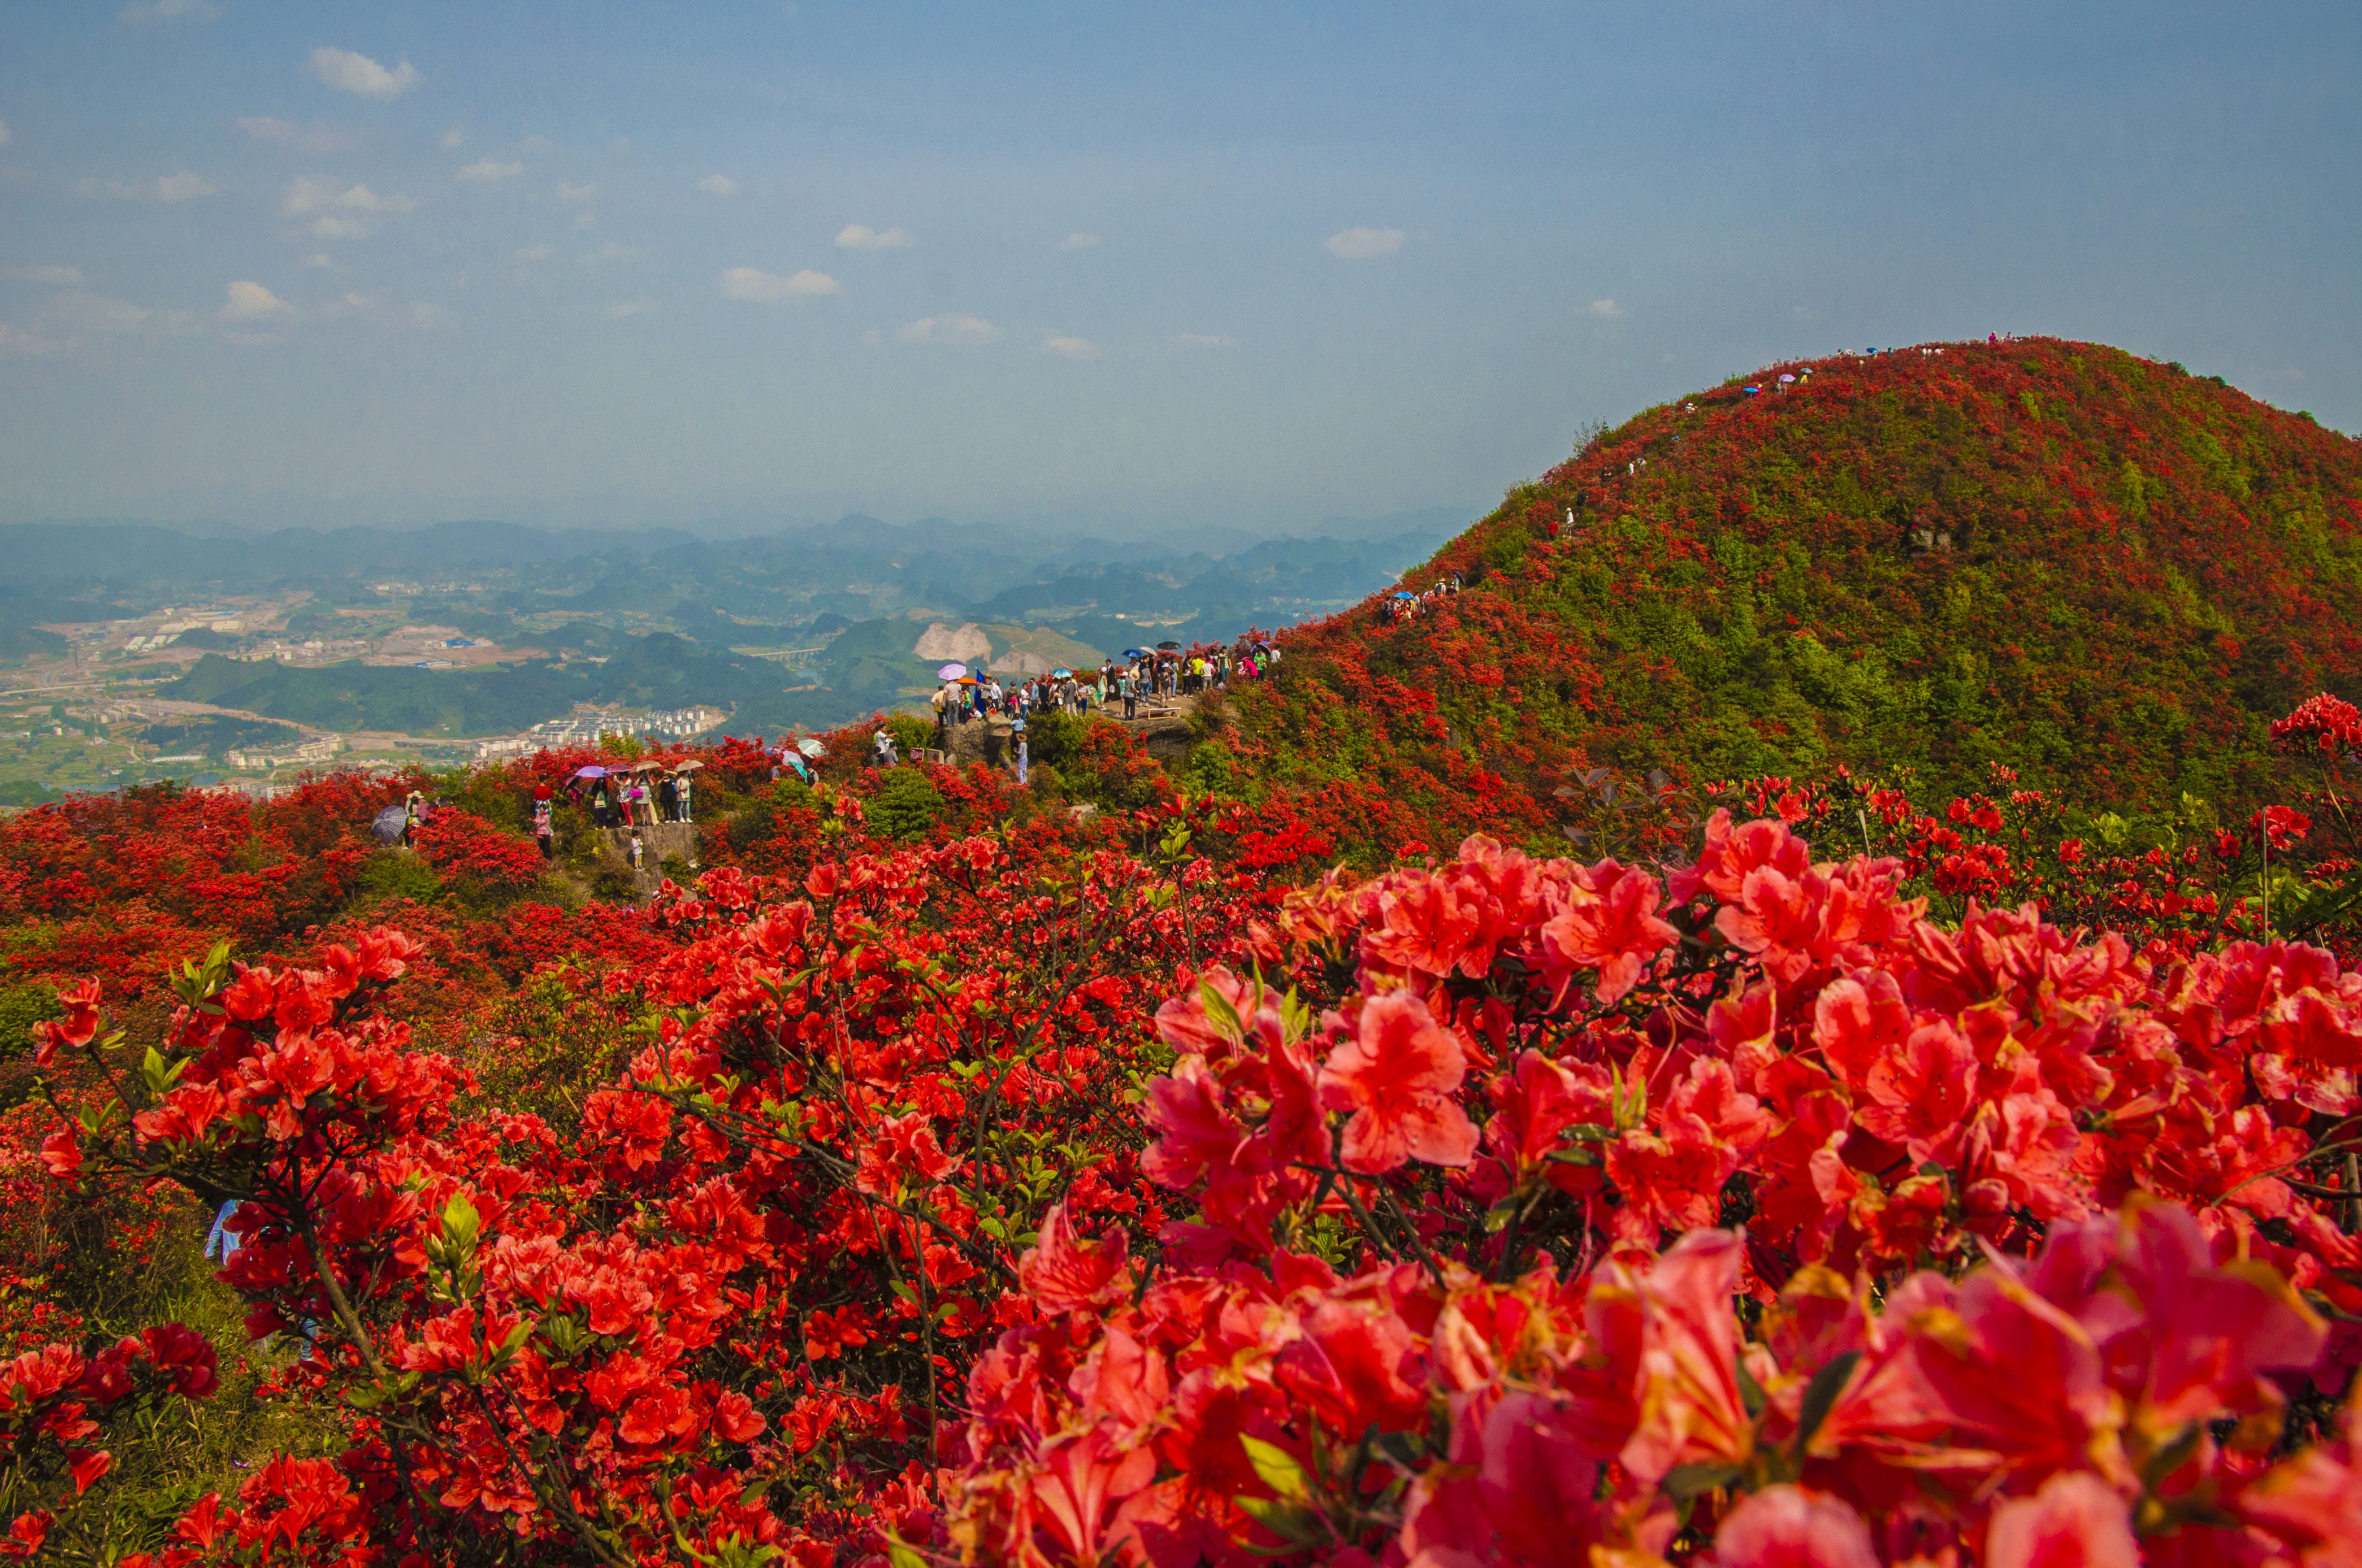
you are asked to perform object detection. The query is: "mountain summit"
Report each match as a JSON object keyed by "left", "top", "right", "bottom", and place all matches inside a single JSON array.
[{"left": 1229, "top": 338, "right": 2361, "bottom": 842}]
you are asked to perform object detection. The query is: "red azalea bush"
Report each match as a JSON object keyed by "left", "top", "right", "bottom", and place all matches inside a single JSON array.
[
  {"left": 1, "top": 696, "right": 2359, "bottom": 1564},
  {"left": 408, "top": 806, "right": 549, "bottom": 896},
  {"left": 16, "top": 794, "right": 1290, "bottom": 1563},
  {"left": 942, "top": 813, "right": 2362, "bottom": 1566}
]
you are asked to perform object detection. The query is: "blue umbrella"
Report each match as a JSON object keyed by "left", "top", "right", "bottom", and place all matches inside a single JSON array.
[
  {"left": 1052, "top": 667, "right": 1073, "bottom": 679},
  {"left": 1393, "top": 591, "right": 1415, "bottom": 599},
  {"left": 1123, "top": 648, "right": 1151, "bottom": 660}
]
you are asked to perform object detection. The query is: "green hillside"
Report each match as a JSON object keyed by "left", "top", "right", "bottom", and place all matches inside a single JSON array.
[{"left": 1229, "top": 339, "right": 2361, "bottom": 818}]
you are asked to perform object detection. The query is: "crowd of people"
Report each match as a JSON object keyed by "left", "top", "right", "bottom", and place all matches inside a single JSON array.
[
  {"left": 559, "top": 765, "right": 697, "bottom": 831},
  {"left": 928, "top": 635, "right": 1286, "bottom": 745},
  {"left": 1377, "top": 571, "right": 1463, "bottom": 624}
]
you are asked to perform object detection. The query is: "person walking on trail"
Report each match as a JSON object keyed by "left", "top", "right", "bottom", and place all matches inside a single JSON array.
[
  {"left": 402, "top": 789, "right": 424, "bottom": 846},
  {"left": 532, "top": 798, "right": 554, "bottom": 860},
  {"left": 1014, "top": 721, "right": 1029, "bottom": 787},
  {"left": 676, "top": 770, "right": 693, "bottom": 824},
  {"left": 629, "top": 829, "right": 644, "bottom": 870},
  {"left": 657, "top": 772, "right": 680, "bottom": 824},
  {"left": 873, "top": 728, "right": 899, "bottom": 767}
]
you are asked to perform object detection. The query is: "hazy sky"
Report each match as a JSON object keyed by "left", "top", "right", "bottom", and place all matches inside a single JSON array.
[{"left": 1, "top": 1, "right": 2356, "bottom": 533}]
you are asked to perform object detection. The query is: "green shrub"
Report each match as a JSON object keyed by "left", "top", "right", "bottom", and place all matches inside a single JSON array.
[
  {"left": 1186, "top": 740, "right": 1239, "bottom": 796},
  {"left": 726, "top": 801, "right": 780, "bottom": 853},
  {"left": 886, "top": 714, "right": 937, "bottom": 755},
  {"left": 1026, "top": 710, "right": 1086, "bottom": 768},
  {"left": 350, "top": 850, "right": 444, "bottom": 907},
  {"left": 869, "top": 767, "right": 944, "bottom": 840}
]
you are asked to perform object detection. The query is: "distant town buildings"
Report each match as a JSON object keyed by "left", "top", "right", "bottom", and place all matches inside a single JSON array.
[
  {"left": 226, "top": 735, "right": 346, "bottom": 770},
  {"left": 473, "top": 705, "right": 727, "bottom": 760}
]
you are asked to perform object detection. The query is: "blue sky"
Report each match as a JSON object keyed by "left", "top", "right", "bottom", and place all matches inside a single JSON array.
[{"left": 1, "top": 1, "right": 2356, "bottom": 534}]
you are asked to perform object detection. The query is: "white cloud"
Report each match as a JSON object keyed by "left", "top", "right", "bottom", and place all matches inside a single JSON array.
[
  {"left": 119, "top": 0, "right": 220, "bottom": 25},
  {"left": 409, "top": 301, "right": 451, "bottom": 329},
  {"left": 439, "top": 128, "right": 463, "bottom": 150},
  {"left": 605, "top": 297, "right": 653, "bottom": 319},
  {"left": 582, "top": 241, "right": 633, "bottom": 263},
  {"left": 719, "top": 266, "right": 840, "bottom": 302},
  {"left": 1587, "top": 298, "right": 1622, "bottom": 318},
  {"left": 1056, "top": 232, "right": 1102, "bottom": 251},
  {"left": 835, "top": 223, "right": 912, "bottom": 251},
  {"left": 1, "top": 266, "right": 84, "bottom": 285},
  {"left": 514, "top": 244, "right": 553, "bottom": 264},
  {"left": 50, "top": 292, "right": 158, "bottom": 335},
  {"left": 219, "top": 280, "right": 295, "bottom": 322},
  {"left": 1176, "top": 333, "right": 1236, "bottom": 348},
  {"left": 237, "top": 116, "right": 353, "bottom": 154},
  {"left": 697, "top": 173, "right": 738, "bottom": 197},
  {"left": 519, "top": 134, "right": 554, "bottom": 156},
  {"left": 300, "top": 252, "right": 331, "bottom": 268},
  {"left": 79, "top": 172, "right": 218, "bottom": 203},
  {"left": 457, "top": 158, "right": 523, "bottom": 183},
  {"left": 556, "top": 181, "right": 598, "bottom": 203},
  {"left": 0, "top": 322, "right": 60, "bottom": 357},
  {"left": 899, "top": 314, "right": 998, "bottom": 344},
  {"left": 280, "top": 176, "right": 413, "bottom": 239},
  {"left": 14, "top": 290, "right": 200, "bottom": 348},
  {"left": 1039, "top": 333, "right": 1099, "bottom": 360},
  {"left": 1325, "top": 226, "right": 1404, "bottom": 259},
  {"left": 281, "top": 176, "right": 415, "bottom": 215},
  {"left": 309, "top": 47, "right": 420, "bottom": 101}
]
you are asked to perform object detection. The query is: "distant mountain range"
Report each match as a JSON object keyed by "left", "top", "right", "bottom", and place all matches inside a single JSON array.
[{"left": 1, "top": 514, "right": 1451, "bottom": 737}]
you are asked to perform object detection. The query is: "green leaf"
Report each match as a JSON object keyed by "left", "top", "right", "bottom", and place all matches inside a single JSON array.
[
  {"left": 1735, "top": 1354, "right": 1767, "bottom": 1421},
  {"left": 1791, "top": 1350, "right": 1862, "bottom": 1455},
  {"left": 1233, "top": 1495, "right": 1324, "bottom": 1544},
  {"left": 1238, "top": 1434, "right": 1312, "bottom": 1504},
  {"left": 439, "top": 1192, "right": 482, "bottom": 1254},
  {"left": 1661, "top": 1461, "right": 1742, "bottom": 1501},
  {"left": 1198, "top": 978, "right": 1244, "bottom": 1043},
  {"left": 2142, "top": 1421, "right": 2205, "bottom": 1487}
]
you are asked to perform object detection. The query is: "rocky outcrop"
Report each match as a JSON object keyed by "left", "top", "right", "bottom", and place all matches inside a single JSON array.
[
  {"left": 592, "top": 822, "right": 703, "bottom": 896},
  {"left": 913, "top": 622, "right": 993, "bottom": 666}
]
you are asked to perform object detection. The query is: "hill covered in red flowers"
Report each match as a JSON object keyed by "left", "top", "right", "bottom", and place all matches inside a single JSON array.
[
  {"left": 2, "top": 338, "right": 2361, "bottom": 1567},
  {"left": 1220, "top": 338, "right": 2362, "bottom": 846}
]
